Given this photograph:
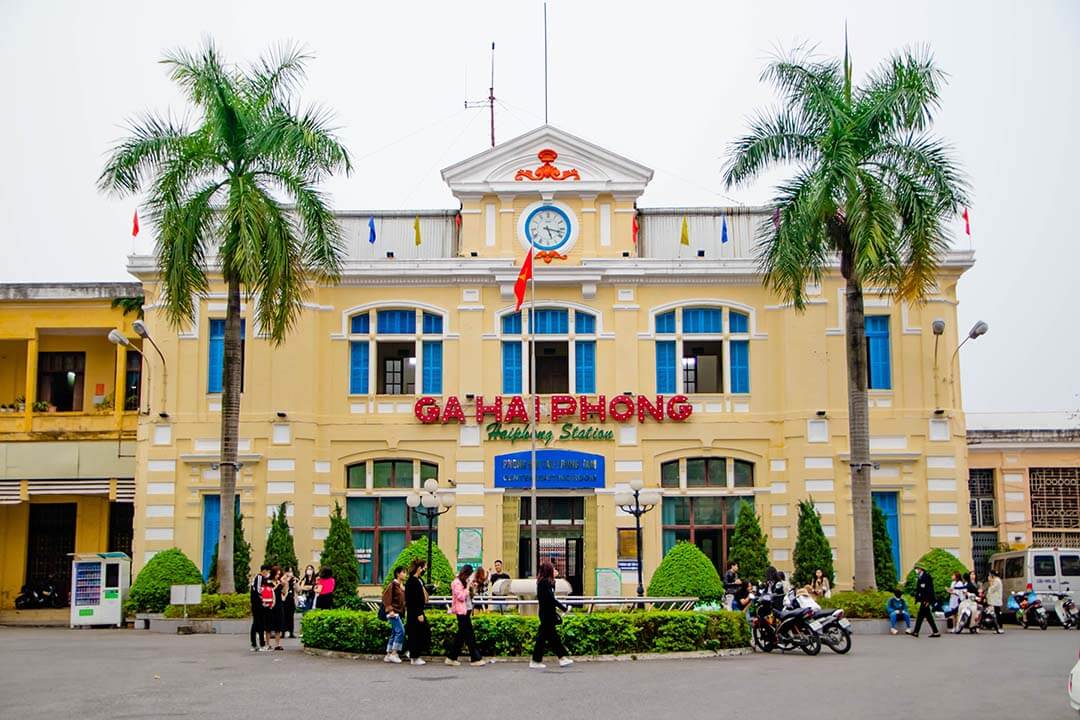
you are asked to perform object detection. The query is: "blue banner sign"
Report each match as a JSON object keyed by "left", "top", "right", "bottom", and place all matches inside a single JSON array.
[{"left": 493, "top": 449, "right": 605, "bottom": 489}]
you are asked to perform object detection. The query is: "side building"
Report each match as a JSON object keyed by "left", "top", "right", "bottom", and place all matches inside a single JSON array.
[
  {"left": 126, "top": 125, "right": 977, "bottom": 594},
  {"left": 0, "top": 283, "right": 140, "bottom": 608}
]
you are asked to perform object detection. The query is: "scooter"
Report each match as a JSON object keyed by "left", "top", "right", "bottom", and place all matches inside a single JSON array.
[
  {"left": 974, "top": 594, "right": 1003, "bottom": 633},
  {"left": 1052, "top": 592, "right": 1080, "bottom": 630},
  {"left": 750, "top": 588, "right": 822, "bottom": 656},
  {"left": 1008, "top": 590, "right": 1048, "bottom": 630},
  {"left": 787, "top": 590, "right": 852, "bottom": 654},
  {"left": 953, "top": 593, "right": 980, "bottom": 634},
  {"left": 14, "top": 579, "right": 67, "bottom": 609}
]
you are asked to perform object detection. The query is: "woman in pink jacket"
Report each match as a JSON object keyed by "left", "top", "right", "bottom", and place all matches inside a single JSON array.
[{"left": 445, "top": 564, "right": 485, "bottom": 666}]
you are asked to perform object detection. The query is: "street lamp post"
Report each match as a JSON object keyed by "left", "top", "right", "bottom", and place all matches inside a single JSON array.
[
  {"left": 107, "top": 329, "right": 151, "bottom": 415},
  {"left": 615, "top": 478, "right": 661, "bottom": 599},
  {"left": 407, "top": 478, "right": 455, "bottom": 591},
  {"left": 132, "top": 319, "right": 168, "bottom": 416}
]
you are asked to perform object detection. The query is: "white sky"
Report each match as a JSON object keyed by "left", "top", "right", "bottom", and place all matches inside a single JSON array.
[{"left": 1, "top": 0, "right": 1077, "bottom": 413}]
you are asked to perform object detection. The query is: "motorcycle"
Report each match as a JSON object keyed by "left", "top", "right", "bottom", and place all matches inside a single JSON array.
[
  {"left": 787, "top": 590, "right": 852, "bottom": 654},
  {"left": 1008, "top": 590, "right": 1048, "bottom": 630},
  {"left": 973, "top": 595, "right": 1002, "bottom": 633},
  {"left": 1052, "top": 592, "right": 1080, "bottom": 630},
  {"left": 953, "top": 593, "right": 980, "bottom": 634},
  {"left": 14, "top": 579, "right": 67, "bottom": 609},
  {"left": 750, "top": 587, "right": 822, "bottom": 656}
]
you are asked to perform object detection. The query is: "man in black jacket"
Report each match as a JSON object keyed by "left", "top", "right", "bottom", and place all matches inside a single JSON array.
[{"left": 909, "top": 564, "right": 941, "bottom": 637}]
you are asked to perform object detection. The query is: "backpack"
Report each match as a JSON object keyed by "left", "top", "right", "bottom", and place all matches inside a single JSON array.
[{"left": 261, "top": 584, "right": 275, "bottom": 608}]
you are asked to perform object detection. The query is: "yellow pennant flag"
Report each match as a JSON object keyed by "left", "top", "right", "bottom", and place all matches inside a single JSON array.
[
  {"left": 680, "top": 216, "right": 689, "bottom": 246},
  {"left": 413, "top": 216, "right": 422, "bottom": 246}
]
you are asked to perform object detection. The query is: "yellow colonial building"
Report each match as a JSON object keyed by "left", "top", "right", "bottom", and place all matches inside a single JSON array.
[
  {"left": 0, "top": 284, "right": 140, "bottom": 608},
  {"left": 123, "top": 126, "right": 978, "bottom": 594}
]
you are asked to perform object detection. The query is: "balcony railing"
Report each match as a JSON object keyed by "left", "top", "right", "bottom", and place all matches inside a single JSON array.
[
  {"left": 336, "top": 211, "right": 459, "bottom": 261},
  {"left": 0, "top": 410, "right": 138, "bottom": 437}
]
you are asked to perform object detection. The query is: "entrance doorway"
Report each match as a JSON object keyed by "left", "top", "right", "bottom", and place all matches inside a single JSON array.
[
  {"left": 518, "top": 497, "right": 585, "bottom": 594},
  {"left": 872, "top": 492, "right": 902, "bottom": 583},
  {"left": 26, "top": 503, "right": 77, "bottom": 603}
]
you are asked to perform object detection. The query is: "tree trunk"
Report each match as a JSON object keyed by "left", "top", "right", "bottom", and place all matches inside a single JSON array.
[
  {"left": 216, "top": 276, "right": 243, "bottom": 594},
  {"left": 842, "top": 242, "right": 876, "bottom": 592}
]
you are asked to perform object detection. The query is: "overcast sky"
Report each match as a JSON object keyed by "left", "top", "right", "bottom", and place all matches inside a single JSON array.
[{"left": 1, "top": 0, "right": 1077, "bottom": 414}]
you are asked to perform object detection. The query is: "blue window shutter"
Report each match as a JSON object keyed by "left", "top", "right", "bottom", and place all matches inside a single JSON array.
[
  {"left": 531, "top": 308, "right": 568, "bottom": 334},
  {"left": 656, "top": 341, "right": 676, "bottom": 393},
  {"left": 575, "top": 312, "right": 596, "bottom": 335},
  {"left": 349, "top": 341, "right": 369, "bottom": 394},
  {"left": 422, "top": 341, "right": 442, "bottom": 394},
  {"left": 575, "top": 341, "right": 596, "bottom": 393},
  {"left": 422, "top": 313, "right": 443, "bottom": 335},
  {"left": 377, "top": 309, "right": 416, "bottom": 334},
  {"left": 683, "top": 308, "right": 722, "bottom": 334},
  {"left": 350, "top": 313, "right": 370, "bottom": 334},
  {"left": 730, "top": 340, "right": 750, "bottom": 393},
  {"left": 866, "top": 316, "right": 892, "bottom": 390},
  {"left": 502, "top": 312, "right": 522, "bottom": 335},
  {"left": 730, "top": 312, "right": 749, "bottom": 333},
  {"left": 208, "top": 319, "right": 225, "bottom": 393},
  {"left": 655, "top": 311, "right": 676, "bottom": 334},
  {"left": 502, "top": 342, "right": 522, "bottom": 393}
]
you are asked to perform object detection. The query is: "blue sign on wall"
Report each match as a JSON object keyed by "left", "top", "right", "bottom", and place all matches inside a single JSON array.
[{"left": 493, "top": 449, "right": 605, "bottom": 489}]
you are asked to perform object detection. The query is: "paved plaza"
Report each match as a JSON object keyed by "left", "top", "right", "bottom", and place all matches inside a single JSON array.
[{"left": 0, "top": 626, "right": 1076, "bottom": 719}]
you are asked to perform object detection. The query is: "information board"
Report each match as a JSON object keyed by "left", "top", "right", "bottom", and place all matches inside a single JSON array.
[{"left": 493, "top": 449, "right": 605, "bottom": 489}]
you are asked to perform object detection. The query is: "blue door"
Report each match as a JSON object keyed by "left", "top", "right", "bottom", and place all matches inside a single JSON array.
[
  {"left": 202, "top": 495, "right": 241, "bottom": 580},
  {"left": 873, "top": 492, "right": 902, "bottom": 581}
]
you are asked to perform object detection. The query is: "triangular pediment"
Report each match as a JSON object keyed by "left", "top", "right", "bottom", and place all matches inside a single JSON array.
[{"left": 440, "top": 124, "right": 653, "bottom": 199}]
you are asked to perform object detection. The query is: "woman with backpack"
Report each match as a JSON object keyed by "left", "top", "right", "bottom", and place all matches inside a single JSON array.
[
  {"left": 530, "top": 561, "right": 573, "bottom": 670},
  {"left": 445, "top": 564, "right": 485, "bottom": 667}
]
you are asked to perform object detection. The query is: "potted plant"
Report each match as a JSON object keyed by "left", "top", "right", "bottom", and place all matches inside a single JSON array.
[
  {"left": 14, "top": 395, "right": 25, "bottom": 412},
  {"left": 31, "top": 400, "right": 49, "bottom": 413}
]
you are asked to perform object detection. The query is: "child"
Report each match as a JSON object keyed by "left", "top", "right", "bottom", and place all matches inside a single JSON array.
[{"left": 887, "top": 587, "right": 912, "bottom": 635}]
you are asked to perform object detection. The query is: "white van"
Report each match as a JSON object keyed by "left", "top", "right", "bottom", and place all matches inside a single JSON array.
[{"left": 990, "top": 548, "right": 1080, "bottom": 598}]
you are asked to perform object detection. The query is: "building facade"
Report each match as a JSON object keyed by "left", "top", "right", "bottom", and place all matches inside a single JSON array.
[
  {"left": 124, "top": 126, "right": 977, "bottom": 595},
  {"left": 0, "top": 284, "right": 140, "bottom": 608}
]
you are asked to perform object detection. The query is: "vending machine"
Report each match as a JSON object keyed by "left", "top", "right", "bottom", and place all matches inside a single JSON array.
[{"left": 70, "top": 552, "right": 131, "bottom": 627}]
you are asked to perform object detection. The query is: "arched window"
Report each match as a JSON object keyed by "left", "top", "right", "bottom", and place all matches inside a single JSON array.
[
  {"left": 348, "top": 308, "right": 445, "bottom": 396},
  {"left": 653, "top": 305, "right": 752, "bottom": 395},
  {"left": 499, "top": 307, "right": 598, "bottom": 394}
]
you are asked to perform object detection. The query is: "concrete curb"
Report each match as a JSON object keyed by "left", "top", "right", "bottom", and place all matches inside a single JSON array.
[{"left": 303, "top": 646, "right": 754, "bottom": 663}]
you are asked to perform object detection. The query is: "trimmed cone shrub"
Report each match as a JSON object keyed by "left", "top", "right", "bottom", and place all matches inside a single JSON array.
[
  {"left": 646, "top": 541, "right": 723, "bottom": 601},
  {"left": 264, "top": 502, "right": 298, "bottom": 572},
  {"left": 385, "top": 538, "right": 454, "bottom": 596},
  {"left": 904, "top": 548, "right": 969, "bottom": 607},
  {"left": 728, "top": 501, "right": 769, "bottom": 584},
  {"left": 300, "top": 608, "right": 749, "bottom": 655},
  {"left": 206, "top": 512, "right": 251, "bottom": 594},
  {"left": 319, "top": 502, "right": 360, "bottom": 608},
  {"left": 793, "top": 499, "right": 835, "bottom": 587},
  {"left": 126, "top": 548, "right": 203, "bottom": 613},
  {"left": 872, "top": 504, "right": 897, "bottom": 589}
]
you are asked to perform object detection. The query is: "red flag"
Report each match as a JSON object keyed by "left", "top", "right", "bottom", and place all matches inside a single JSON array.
[
  {"left": 132, "top": 210, "right": 140, "bottom": 237},
  {"left": 454, "top": 212, "right": 462, "bottom": 230},
  {"left": 962, "top": 207, "right": 971, "bottom": 236},
  {"left": 632, "top": 215, "right": 639, "bottom": 244},
  {"left": 513, "top": 249, "right": 533, "bottom": 312}
]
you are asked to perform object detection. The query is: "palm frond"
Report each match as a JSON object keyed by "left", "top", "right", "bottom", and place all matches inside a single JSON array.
[
  {"left": 252, "top": 103, "right": 352, "bottom": 179},
  {"left": 723, "top": 108, "right": 822, "bottom": 187},
  {"left": 248, "top": 42, "right": 312, "bottom": 109},
  {"left": 856, "top": 45, "right": 945, "bottom": 141},
  {"left": 98, "top": 112, "right": 192, "bottom": 194}
]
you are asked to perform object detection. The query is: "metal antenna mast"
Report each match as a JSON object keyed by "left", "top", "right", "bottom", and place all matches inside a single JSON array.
[
  {"left": 543, "top": 3, "right": 549, "bottom": 123},
  {"left": 465, "top": 42, "right": 496, "bottom": 147}
]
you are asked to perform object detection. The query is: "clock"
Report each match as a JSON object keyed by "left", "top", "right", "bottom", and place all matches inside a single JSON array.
[{"left": 519, "top": 201, "right": 578, "bottom": 253}]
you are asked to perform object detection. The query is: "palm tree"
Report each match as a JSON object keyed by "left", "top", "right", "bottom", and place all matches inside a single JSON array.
[
  {"left": 99, "top": 41, "right": 351, "bottom": 592},
  {"left": 723, "top": 41, "right": 968, "bottom": 591}
]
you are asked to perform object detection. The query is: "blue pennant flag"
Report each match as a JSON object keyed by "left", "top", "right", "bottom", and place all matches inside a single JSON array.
[
  {"left": 721, "top": 215, "right": 729, "bottom": 244},
  {"left": 368, "top": 216, "right": 376, "bottom": 244}
]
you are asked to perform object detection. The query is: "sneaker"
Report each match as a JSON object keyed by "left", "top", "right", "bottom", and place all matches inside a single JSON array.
[
  {"left": 929, "top": 633, "right": 941, "bottom": 638},
  {"left": 558, "top": 657, "right": 574, "bottom": 667},
  {"left": 890, "top": 628, "right": 898, "bottom": 635},
  {"left": 445, "top": 658, "right": 461, "bottom": 666},
  {"left": 411, "top": 658, "right": 426, "bottom": 666},
  {"left": 995, "top": 629, "right": 1004, "bottom": 635},
  {"left": 257, "top": 646, "right": 271, "bottom": 652},
  {"left": 274, "top": 646, "right": 284, "bottom": 651},
  {"left": 470, "top": 659, "right": 486, "bottom": 667},
  {"left": 529, "top": 661, "right": 546, "bottom": 669},
  {"left": 250, "top": 646, "right": 260, "bottom": 652}
]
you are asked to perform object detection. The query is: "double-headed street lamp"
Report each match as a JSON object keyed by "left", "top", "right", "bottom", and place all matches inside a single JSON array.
[
  {"left": 407, "top": 479, "right": 455, "bottom": 591},
  {"left": 615, "top": 478, "right": 661, "bottom": 598}
]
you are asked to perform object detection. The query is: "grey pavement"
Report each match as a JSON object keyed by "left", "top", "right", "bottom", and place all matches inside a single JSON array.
[{"left": 0, "top": 625, "right": 1077, "bottom": 719}]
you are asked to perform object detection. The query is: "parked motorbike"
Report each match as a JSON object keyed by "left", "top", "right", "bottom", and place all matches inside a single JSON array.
[
  {"left": 953, "top": 593, "right": 980, "bottom": 634},
  {"left": 751, "top": 588, "right": 822, "bottom": 656},
  {"left": 1052, "top": 592, "right": 1080, "bottom": 630},
  {"left": 1008, "top": 590, "right": 1048, "bottom": 630},
  {"left": 14, "top": 579, "right": 67, "bottom": 609},
  {"left": 974, "top": 595, "right": 1002, "bottom": 633},
  {"left": 786, "top": 590, "right": 852, "bottom": 654}
]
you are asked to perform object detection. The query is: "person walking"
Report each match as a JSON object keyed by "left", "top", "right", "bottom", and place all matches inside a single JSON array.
[
  {"left": 446, "top": 564, "right": 485, "bottom": 667},
  {"left": 405, "top": 558, "right": 430, "bottom": 666},
  {"left": 530, "top": 560, "right": 573, "bottom": 669},
  {"left": 811, "top": 568, "right": 831, "bottom": 599},
  {"left": 281, "top": 568, "right": 296, "bottom": 639},
  {"left": 986, "top": 569, "right": 1005, "bottom": 634},
  {"left": 945, "top": 572, "right": 965, "bottom": 630},
  {"left": 886, "top": 587, "right": 912, "bottom": 635},
  {"left": 249, "top": 564, "right": 270, "bottom": 651},
  {"left": 382, "top": 565, "right": 407, "bottom": 663},
  {"left": 263, "top": 566, "right": 285, "bottom": 651},
  {"left": 909, "top": 564, "right": 940, "bottom": 637},
  {"left": 314, "top": 567, "right": 335, "bottom": 610}
]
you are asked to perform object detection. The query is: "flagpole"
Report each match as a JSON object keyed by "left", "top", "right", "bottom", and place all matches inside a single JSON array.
[{"left": 529, "top": 252, "right": 538, "bottom": 578}]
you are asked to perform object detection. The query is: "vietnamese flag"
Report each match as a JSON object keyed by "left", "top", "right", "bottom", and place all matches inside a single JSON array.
[
  {"left": 632, "top": 215, "right": 639, "bottom": 244},
  {"left": 513, "top": 249, "right": 533, "bottom": 312},
  {"left": 962, "top": 207, "right": 971, "bottom": 236},
  {"left": 132, "top": 210, "right": 140, "bottom": 237}
]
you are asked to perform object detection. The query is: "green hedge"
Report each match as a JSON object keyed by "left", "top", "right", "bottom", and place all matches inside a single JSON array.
[
  {"left": 163, "top": 593, "right": 251, "bottom": 619},
  {"left": 820, "top": 590, "right": 916, "bottom": 619},
  {"left": 126, "top": 548, "right": 203, "bottom": 614},
  {"left": 301, "top": 608, "right": 749, "bottom": 656},
  {"left": 647, "top": 541, "right": 724, "bottom": 602}
]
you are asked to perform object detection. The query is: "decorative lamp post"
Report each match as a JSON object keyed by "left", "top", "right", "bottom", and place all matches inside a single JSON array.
[
  {"left": 615, "top": 478, "right": 661, "bottom": 598},
  {"left": 407, "top": 478, "right": 455, "bottom": 591}
]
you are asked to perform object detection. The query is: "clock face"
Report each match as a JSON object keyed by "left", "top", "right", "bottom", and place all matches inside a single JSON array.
[{"left": 524, "top": 205, "right": 572, "bottom": 251}]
